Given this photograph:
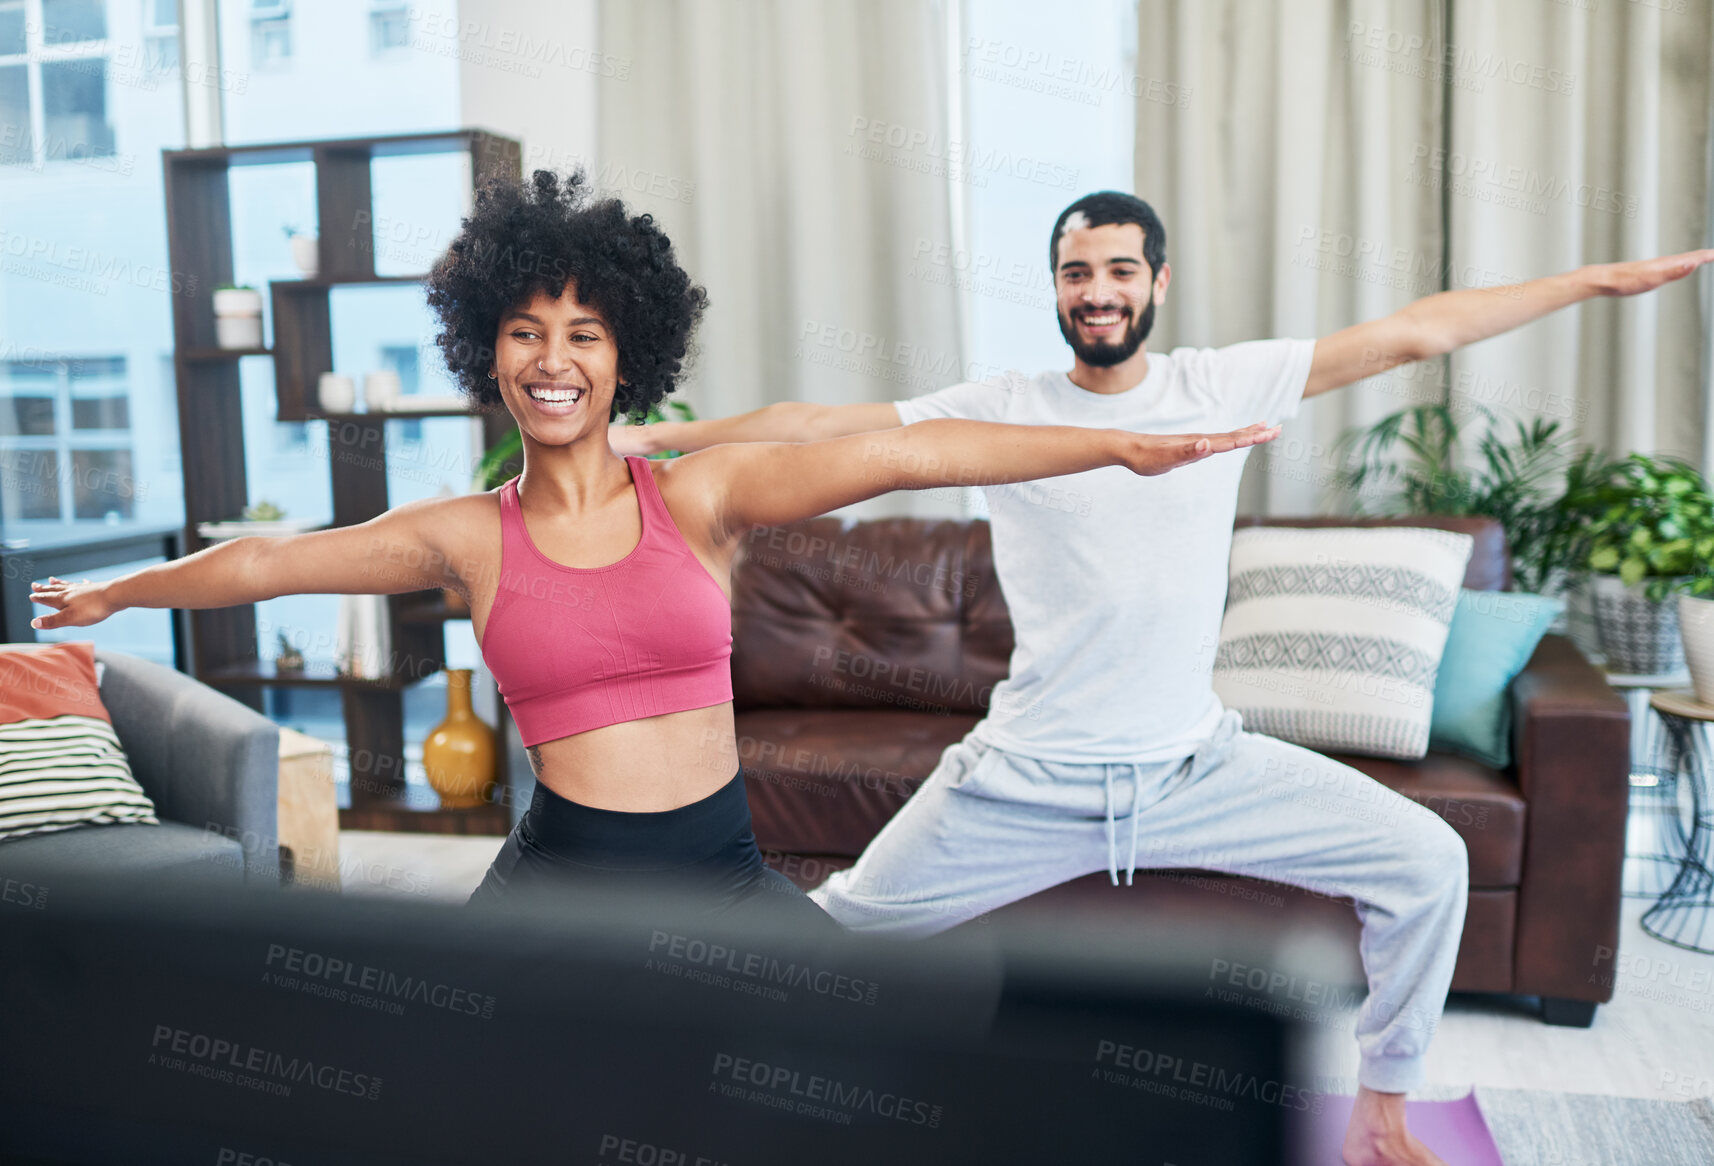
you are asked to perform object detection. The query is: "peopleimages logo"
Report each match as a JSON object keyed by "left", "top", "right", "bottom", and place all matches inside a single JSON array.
[
  {"left": 148, "top": 1025, "right": 382, "bottom": 1101},
  {"left": 1092, "top": 1039, "right": 1325, "bottom": 1115},
  {"left": 647, "top": 930, "right": 880, "bottom": 1005},
  {"left": 710, "top": 1053, "right": 944, "bottom": 1127},
  {"left": 263, "top": 943, "right": 497, "bottom": 1020}
]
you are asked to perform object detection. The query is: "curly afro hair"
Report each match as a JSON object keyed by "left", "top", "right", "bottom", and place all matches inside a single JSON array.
[{"left": 425, "top": 169, "right": 708, "bottom": 421}]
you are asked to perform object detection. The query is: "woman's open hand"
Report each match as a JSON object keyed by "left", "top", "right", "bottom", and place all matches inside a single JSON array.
[
  {"left": 28, "top": 577, "right": 119, "bottom": 631},
  {"left": 1124, "top": 422, "right": 1281, "bottom": 476}
]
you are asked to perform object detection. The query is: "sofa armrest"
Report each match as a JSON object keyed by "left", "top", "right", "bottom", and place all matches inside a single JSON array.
[
  {"left": 1507, "top": 634, "right": 1630, "bottom": 1002},
  {"left": 97, "top": 651, "right": 280, "bottom": 885}
]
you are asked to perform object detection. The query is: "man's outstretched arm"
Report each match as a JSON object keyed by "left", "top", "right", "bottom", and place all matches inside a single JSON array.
[
  {"left": 610, "top": 400, "right": 902, "bottom": 455},
  {"left": 1303, "top": 247, "right": 1714, "bottom": 399}
]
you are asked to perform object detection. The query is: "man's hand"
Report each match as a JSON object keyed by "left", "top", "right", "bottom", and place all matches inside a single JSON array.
[
  {"left": 1587, "top": 248, "right": 1714, "bottom": 297},
  {"left": 1307, "top": 247, "right": 1714, "bottom": 399},
  {"left": 29, "top": 577, "right": 119, "bottom": 630},
  {"left": 608, "top": 422, "right": 656, "bottom": 457},
  {"left": 1122, "top": 422, "right": 1281, "bottom": 476}
]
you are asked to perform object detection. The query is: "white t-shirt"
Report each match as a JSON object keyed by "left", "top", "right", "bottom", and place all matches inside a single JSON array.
[{"left": 894, "top": 339, "right": 1315, "bottom": 764}]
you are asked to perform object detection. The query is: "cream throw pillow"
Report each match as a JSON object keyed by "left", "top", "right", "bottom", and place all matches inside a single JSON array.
[{"left": 1213, "top": 527, "right": 1475, "bottom": 760}]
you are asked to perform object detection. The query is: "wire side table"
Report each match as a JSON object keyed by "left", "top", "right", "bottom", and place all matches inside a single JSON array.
[
  {"left": 1606, "top": 669, "right": 1696, "bottom": 897},
  {"left": 1642, "top": 690, "right": 1714, "bottom": 953}
]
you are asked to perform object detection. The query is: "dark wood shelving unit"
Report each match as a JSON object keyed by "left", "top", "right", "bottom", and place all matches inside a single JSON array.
[{"left": 163, "top": 129, "right": 522, "bottom": 835}]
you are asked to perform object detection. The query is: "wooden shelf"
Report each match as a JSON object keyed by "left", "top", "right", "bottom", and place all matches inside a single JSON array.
[
  {"left": 165, "top": 128, "right": 522, "bottom": 836},
  {"left": 396, "top": 594, "right": 471, "bottom": 624},
  {"left": 204, "top": 661, "right": 432, "bottom": 691},
  {"left": 183, "top": 346, "right": 273, "bottom": 362},
  {"left": 306, "top": 408, "right": 481, "bottom": 421},
  {"left": 165, "top": 129, "right": 517, "bottom": 167},
  {"left": 339, "top": 800, "right": 511, "bottom": 836},
  {"left": 273, "top": 274, "right": 427, "bottom": 289}
]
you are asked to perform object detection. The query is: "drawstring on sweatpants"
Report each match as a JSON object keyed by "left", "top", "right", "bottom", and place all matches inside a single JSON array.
[
  {"left": 1127, "top": 769, "right": 1143, "bottom": 884},
  {"left": 1103, "top": 767, "right": 1146, "bottom": 886},
  {"left": 1104, "top": 770, "right": 1118, "bottom": 885}
]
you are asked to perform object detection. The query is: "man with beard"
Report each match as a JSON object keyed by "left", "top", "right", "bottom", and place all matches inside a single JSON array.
[{"left": 611, "top": 191, "right": 1713, "bottom": 1166}]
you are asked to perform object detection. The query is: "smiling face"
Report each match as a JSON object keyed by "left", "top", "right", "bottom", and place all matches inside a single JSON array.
[
  {"left": 1053, "top": 221, "right": 1169, "bottom": 369},
  {"left": 491, "top": 287, "right": 621, "bottom": 445}
]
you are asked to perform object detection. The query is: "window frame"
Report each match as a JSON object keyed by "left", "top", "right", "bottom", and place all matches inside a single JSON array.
[
  {"left": 0, "top": 0, "right": 115, "bottom": 169},
  {"left": 0, "top": 353, "right": 135, "bottom": 528}
]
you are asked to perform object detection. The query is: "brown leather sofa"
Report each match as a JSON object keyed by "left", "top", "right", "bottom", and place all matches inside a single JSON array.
[{"left": 731, "top": 515, "right": 1631, "bottom": 1026}]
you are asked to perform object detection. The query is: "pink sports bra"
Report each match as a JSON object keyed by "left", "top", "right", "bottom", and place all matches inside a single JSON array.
[{"left": 479, "top": 456, "right": 734, "bottom": 747}]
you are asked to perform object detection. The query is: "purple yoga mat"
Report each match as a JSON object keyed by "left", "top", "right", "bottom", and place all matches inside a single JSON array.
[{"left": 1299, "top": 1091, "right": 1502, "bottom": 1165}]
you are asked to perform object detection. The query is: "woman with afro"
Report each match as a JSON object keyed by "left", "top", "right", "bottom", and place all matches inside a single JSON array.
[{"left": 29, "top": 171, "right": 1278, "bottom": 921}]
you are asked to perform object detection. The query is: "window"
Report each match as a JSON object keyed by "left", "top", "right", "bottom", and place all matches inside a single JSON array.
[
  {"left": 0, "top": 64, "right": 28, "bottom": 164},
  {"left": 0, "top": 355, "right": 136, "bottom": 527},
  {"left": 0, "top": 0, "right": 116, "bottom": 166},
  {"left": 369, "top": 2, "right": 408, "bottom": 56},
  {"left": 0, "top": 0, "right": 23, "bottom": 54},
  {"left": 144, "top": 0, "right": 179, "bottom": 71},
  {"left": 42, "top": 59, "right": 113, "bottom": 157},
  {"left": 250, "top": 0, "right": 290, "bottom": 67},
  {"left": 379, "top": 343, "right": 421, "bottom": 440},
  {"left": 40, "top": 0, "right": 104, "bottom": 45}
]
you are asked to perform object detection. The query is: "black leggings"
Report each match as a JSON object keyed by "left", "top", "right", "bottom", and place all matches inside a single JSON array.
[{"left": 466, "top": 770, "right": 834, "bottom": 929}]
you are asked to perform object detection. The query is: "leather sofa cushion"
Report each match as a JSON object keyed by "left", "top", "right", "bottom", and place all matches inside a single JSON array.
[
  {"left": 731, "top": 520, "right": 1011, "bottom": 714},
  {"left": 737, "top": 708, "right": 978, "bottom": 857}
]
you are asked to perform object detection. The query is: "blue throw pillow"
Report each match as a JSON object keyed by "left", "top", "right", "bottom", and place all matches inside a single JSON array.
[{"left": 1429, "top": 589, "right": 1564, "bottom": 768}]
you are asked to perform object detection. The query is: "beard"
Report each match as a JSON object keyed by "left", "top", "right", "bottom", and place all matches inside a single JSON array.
[{"left": 1057, "top": 298, "right": 1154, "bottom": 368}]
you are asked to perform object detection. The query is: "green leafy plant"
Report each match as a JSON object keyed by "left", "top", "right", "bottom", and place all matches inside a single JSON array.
[
  {"left": 242, "top": 499, "right": 286, "bottom": 521},
  {"left": 1556, "top": 453, "right": 1714, "bottom": 600},
  {"left": 1333, "top": 402, "right": 1585, "bottom": 594},
  {"left": 471, "top": 399, "right": 698, "bottom": 492}
]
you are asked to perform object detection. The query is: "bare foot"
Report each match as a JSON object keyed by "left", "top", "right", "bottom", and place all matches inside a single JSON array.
[{"left": 1341, "top": 1086, "right": 1448, "bottom": 1166}]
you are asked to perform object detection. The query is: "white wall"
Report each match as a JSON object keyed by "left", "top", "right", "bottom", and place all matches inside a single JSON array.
[{"left": 454, "top": 0, "right": 600, "bottom": 188}]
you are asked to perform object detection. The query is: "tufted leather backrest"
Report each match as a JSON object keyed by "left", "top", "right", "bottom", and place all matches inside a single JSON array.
[{"left": 730, "top": 515, "right": 1510, "bottom": 712}]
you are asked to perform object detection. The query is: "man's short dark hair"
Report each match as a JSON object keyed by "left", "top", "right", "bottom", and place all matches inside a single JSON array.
[{"left": 1048, "top": 191, "right": 1167, "bottom": 277}]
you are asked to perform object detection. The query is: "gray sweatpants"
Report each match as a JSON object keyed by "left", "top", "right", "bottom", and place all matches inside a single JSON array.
[{"left": 809, "top": 708, "right": 1468, "bottom": 1094}]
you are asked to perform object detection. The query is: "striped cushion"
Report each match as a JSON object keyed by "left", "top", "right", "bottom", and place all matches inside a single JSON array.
[
  {"left": 0, "top": 713, "right": 158, "bottom": 840},
  {"left": 1212, "top": 527, "right": 1475, "bottom": 760},
  {"left": 0, "top": 642, "right": 158, "bottom": 843}
]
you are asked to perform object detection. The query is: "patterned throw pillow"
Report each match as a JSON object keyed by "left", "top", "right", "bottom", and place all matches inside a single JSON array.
[
  {"left": 0, "top": 642, "right": 158, "bottom": 842},
  {"left": 1213, "top": 527, "right": 1475, "bottom": 760}
]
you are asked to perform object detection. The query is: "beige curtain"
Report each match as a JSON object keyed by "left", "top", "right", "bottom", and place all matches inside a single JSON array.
[
  {"left": 1444, "top": 0, "right": 1712, "bottom": 464},
  {"left": 597, "top": 0, "right": 964, "bottom": 426},
  {"left": 1136, "top": 0, "right": 1714, "bottom": 513}
]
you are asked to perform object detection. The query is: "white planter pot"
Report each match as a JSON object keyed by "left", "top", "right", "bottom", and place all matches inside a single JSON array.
[
  {"left": 212, "top": 287, "right": 263, "bottom": 317},
  {"left": 215, "top": 315, "right": 263, "bottom": 350},
  {"left": 1679, "top": 594, "right": 1714, "bottom": 704},
  {"left": 1591, "top": 573, "right": 1685, "bottom": 675},
  {"left": 362, "top": 370, "right": 402, "bottom": 411},
  {"left": 289, "top": 234, "right": 319, "bottom": 278},
  {"left": 317, "top": 373, "right": 356, "bottom": 413}
]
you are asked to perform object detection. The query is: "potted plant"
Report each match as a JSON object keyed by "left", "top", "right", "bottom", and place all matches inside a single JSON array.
[
  {"left": 1674, "top": 574, "right": 1714, "bottom": 704},
  {"left": 284, "top": 225, "right": 318, "bottom": 278},
  {"left": 1333, "top": 402, "right": 1582, "bottom": 595},
  {"left": 1558, "top": 453, "right": 1714, "bottom": 676},
  {"left": 212, "top": 284, "right": 263, "bottom": 349}
]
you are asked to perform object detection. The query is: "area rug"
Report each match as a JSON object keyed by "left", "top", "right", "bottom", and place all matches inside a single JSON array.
[
  {"left": 1301, "top": 1089, "right": 1714, "bottom": 1165},
  {"left": 1474, "top": 1088, "right": 1714, "bottom": 1166}
]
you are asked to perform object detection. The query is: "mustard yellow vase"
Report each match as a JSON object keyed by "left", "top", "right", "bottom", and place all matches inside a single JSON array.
[{"left": 423, "top": 669, "right": 496, "bottom": 809}]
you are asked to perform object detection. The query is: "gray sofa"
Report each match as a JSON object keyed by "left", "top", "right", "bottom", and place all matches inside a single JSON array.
[{"left": 0, "top": 649, "right": 279, "bottom": 886}]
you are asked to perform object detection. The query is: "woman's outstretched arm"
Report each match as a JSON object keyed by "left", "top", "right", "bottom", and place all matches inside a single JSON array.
[
  {"left": 673, "top": 417, "right": 1279, "bottom": 538},
  {"left": 27, "top": 495, "right": 469, "bottom": 631}
]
